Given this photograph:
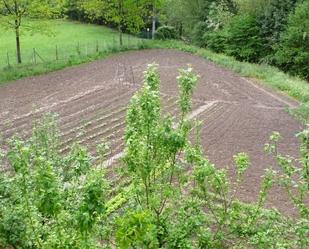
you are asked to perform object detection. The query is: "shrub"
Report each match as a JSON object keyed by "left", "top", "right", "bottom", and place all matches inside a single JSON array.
[
  {"left": 223, "top": 14, "right": 266, "bottom": 62},
  {"left": 0, "top": 116, "right": 110, "bottom": 248},
  {"left": 203, "top": 29, "right": 227, "bottom": 53},
  {"left": 272, "top": 0, "right": 309, "bottom": 80},
  {"left": 155, "top": 25, "right": 178, "bottom": 40}
]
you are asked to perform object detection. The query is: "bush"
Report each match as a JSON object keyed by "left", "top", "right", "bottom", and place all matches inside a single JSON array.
[
  {"left": 155, "top": 25, "right": 178, "bottom": 40},
  {"left": 223, "top": 14, "right": 266, "bottom": 62},
  {"left": 272, "top": 0, "right": 309, "bottom": 80},
  {"left": 203, "top": 29, "right": 227, "bottom": 53}
]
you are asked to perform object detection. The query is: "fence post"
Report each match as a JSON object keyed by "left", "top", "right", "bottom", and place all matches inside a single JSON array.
[
  {"left": 33, "top": 48, "right": 37, "bottom": 65},
  {"left": 77, "top": 42, "right": 80, "bottom": 55},
  {"left": 7, "top": 52, "right": 10, "bottom": 68},
  {"left": 96, "top": 40, "right": 99, "bottom": 53},
  {"left": 56, "top": 45, "right": 59, "bottom": 61}
]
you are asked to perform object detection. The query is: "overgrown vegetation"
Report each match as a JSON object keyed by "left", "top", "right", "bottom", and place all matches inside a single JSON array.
[{"left": 1, "top": 65, "right": 308, "bottom": 248}]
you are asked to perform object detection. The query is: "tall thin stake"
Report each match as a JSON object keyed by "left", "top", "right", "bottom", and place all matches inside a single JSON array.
[
  {"left": 56, "top": 45, "right": 59, "bottom": 61},
  {"left": 33, "top": 48, "right": 37, "bottom": 65},
  {"left": 7, "top": 52, "right": 10, "bottom": 68}
]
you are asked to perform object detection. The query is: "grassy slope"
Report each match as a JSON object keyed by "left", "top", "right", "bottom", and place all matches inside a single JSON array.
[{"left": 0, "top": 19, "right": 138, "bottom": 67}]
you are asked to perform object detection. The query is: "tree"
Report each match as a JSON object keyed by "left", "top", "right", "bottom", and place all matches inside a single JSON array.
[
  {"left": 0, "top": 0, "right": 61, "bottom": 64},
  {"left": 162, "top": 0, "right": 186, "bottom": 36},
  {"left": 83, "top": 0, "right": 145, "bottom": 46},
  {"left": 146, "top": 0, "right": 165, "bottom": 39},
  {"left": 257, "top": 0, "right": 298, "bottom": 53}
]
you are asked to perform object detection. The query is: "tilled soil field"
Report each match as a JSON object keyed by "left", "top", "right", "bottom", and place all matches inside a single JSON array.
[{"left": 0, "top": 49, "right": 303, "bottom": 216}]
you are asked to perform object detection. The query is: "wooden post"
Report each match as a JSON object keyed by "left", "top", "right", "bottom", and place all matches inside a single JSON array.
[
  {"left": 96, "top": 40, "right": 99, "bottom": 53},
  {"left": 56, "top": 45, "right": 59, "bottom": 61},
  {"left": 7, "top": 52, "right": 10, "bottom": 68},
  {"left": 77, "top": 42, "right": 80, "bottom": 55},
  {"left": 33, "top": 48, "right": 37, "bottom": 64}
]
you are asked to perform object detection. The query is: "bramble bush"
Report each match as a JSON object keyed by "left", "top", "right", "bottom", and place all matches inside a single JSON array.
[{"left": 0, "top": 64, "right": 308, "bottom": 248}]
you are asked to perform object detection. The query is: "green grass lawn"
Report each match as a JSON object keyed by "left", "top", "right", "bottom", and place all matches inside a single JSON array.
[{"left": 0, "top": 19, "right": 139, "bottom": 67}]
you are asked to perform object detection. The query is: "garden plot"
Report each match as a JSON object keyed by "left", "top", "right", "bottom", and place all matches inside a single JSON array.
[{"left": 0, "top": 49, "right": 302, "bottom": 216}]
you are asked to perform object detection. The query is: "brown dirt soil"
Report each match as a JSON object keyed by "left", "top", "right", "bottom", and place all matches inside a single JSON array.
[{"left": 0, "top": 49, "right": 303, "bottom": 216}]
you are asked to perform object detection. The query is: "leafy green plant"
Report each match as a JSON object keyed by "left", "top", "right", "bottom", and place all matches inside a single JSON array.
[
  {"left": 223, "top": 14, "right": 266, "bottom": 62},
  {"left": 0, "top": 115, "right": 110, "bottom": 248},
  {"left": 273, "top": 0, "right": 309, "bottom": 80},
  {"left": 120, "top": 63, "right": 198, "bottom": 247}
]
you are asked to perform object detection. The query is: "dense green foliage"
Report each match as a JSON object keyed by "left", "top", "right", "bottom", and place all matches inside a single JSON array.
[
  {"left": 273, "top": 0, "right": 309, "bottom": 80},
  {"left": 221, "top": 14, "right": 266, "bottom": 62},
  {"left": 1, "top": 65, "right": 308, "bottom": 248},
  {"left": 257, "top": 0, "right": 298, "bottom": 50},
  {"left": 82, "top": 0, "right": 145, "bottom": 45}
]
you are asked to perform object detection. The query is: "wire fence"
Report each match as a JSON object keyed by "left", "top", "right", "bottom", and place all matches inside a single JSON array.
[{"left": 0, "top": 35, "right": 144, "bottom": 70}]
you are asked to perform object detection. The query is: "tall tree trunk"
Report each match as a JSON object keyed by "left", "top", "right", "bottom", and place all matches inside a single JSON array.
[
  {"left": 179, "top": 23, "right": 183, "bottom": 37},
  {"left": 15, "top": 21, "right": 22, "bottom": 64},
  {"left": 118, "top": 0, "right": 123, "bottom": 46},
  {"left": 151, "top": 5, "right": 156, "bottom": 39},
  {"left": 14, "top": 0, "right": 22, "bottom": 64}
]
